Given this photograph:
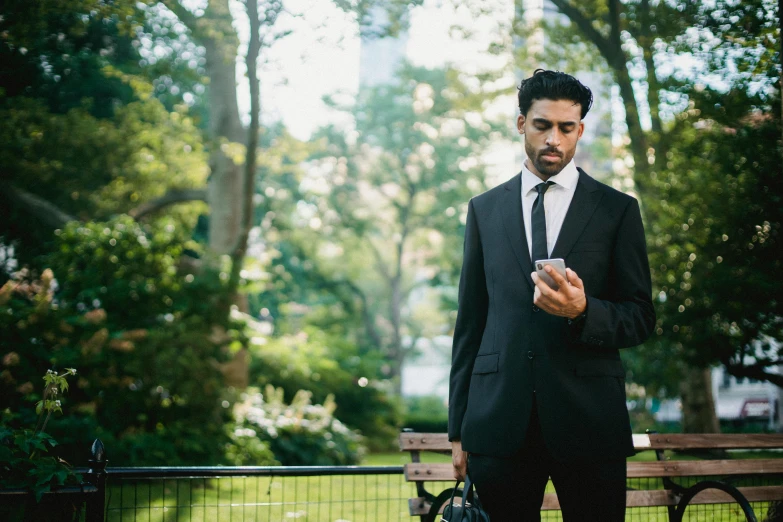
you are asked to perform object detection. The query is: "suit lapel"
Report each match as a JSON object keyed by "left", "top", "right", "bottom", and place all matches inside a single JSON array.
[
  {"left": 500, "top": 173, "right": 535, "bottom": 290},
  {"left": 550, "top": 168, "right": 603, "bottom": 260}
]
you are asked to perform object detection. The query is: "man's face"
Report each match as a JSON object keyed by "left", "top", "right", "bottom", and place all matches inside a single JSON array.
[{"left": 517, "top": 98, "right": 585, "bottom": 179}]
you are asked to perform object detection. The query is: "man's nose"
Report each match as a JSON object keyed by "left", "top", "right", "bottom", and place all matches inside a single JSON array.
[{"left": 545, "top": 129, "right": 561, "bottom": 147}]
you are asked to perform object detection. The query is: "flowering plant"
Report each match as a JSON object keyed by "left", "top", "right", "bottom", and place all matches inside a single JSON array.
[
  {"left": 231, "top": 385, "right": 364, "bottom": 466},
  {"left": 0, "top": 369, "right": 81, "bottom": 501}
]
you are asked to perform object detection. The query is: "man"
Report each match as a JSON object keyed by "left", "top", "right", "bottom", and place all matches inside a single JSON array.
[{"left": 448, "top": 69, "right": 655, "bottom": 521}]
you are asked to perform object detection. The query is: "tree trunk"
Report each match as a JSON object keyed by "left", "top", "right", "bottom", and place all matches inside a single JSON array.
[
  {"left": 679, "top": 366, "right": 720, "bottom": 433},
  {"left": 227, "top": 0, "right": 261, "bottom": 303},
  {"left": 389, "top": 273, "right": 403, "bottom": 394},
  {"left": 202, "top": 1, "right": 245, "bottom": 257}
]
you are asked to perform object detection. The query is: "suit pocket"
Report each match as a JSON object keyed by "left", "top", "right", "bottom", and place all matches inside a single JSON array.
[
  {"left": 472, "top": 353, "right": 499, "bottom": 375},
  {"left": 575, "top": 358, "right": 625, "bottom": 377}
]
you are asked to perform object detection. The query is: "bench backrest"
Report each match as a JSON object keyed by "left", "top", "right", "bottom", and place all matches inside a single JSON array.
[
  {"left": 400, "top": 431, "right": 783, "bottom": 513},
  {"left": 400, "top": 432, "right": 783, "bottom": 454}
]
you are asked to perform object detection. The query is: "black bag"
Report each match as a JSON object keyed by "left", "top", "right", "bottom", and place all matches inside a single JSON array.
[{"left": 440, "top": 473, "right": 490, "bottom": 522}]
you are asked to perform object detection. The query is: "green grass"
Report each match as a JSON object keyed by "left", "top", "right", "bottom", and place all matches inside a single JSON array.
[{"left": 361, "top": 452, "right": 450, "bottom": 466}]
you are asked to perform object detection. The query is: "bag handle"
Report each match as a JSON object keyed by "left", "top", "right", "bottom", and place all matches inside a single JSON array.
[{"left": 445, "top": 472, "right": 484, "bottom": 520}]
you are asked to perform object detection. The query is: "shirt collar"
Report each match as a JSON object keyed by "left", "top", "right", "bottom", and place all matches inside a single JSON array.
[{"left": 521, "top": 159, "right": 579, "bottom": 197}]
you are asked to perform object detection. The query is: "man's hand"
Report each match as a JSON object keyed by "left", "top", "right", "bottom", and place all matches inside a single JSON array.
[
  {"left": 531, "top": 266, "right": 587, "bottom": 319},
  {"left": 452, "top": 440, "right": 468, "bottom": 480}
]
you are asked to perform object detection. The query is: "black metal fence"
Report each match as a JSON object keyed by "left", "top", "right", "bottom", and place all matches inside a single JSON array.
[
  {"left": 96, "top": 471, "right": 779, "bottom": 521},
  {"left": 102, "top": 465, "right": 411, "bottom": 521},
  {"left": 37, "top": 439, "right": 780, "bottom": 521}
]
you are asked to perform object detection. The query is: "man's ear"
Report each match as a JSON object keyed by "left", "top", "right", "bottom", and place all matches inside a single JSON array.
[
  {"left": 577, "top": 121, "right": 585, "bottom": 139},
  {"left": 517, "top": 114, "right": 526, "bottom": 134}
]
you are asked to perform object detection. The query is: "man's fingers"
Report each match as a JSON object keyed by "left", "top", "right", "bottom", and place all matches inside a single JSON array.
[
  {"left": 545, "top": 265, "right": 568, "bottom": 287},
  {"left": 566, "top": 268, "right": 584, "bottom": 290},
  {"left": 452, "top": 455, "right": 467, "bottom": 480},
  {"left": 452, "top": 442, "right": 467, "bottom": 480},
  {"left": 531, "top": 272, "right": 555, "bottom": 298}
]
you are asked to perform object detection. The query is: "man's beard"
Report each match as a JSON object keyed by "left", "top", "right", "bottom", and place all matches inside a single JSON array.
[{"left": 526, "top": 143, "right": 572, "bottom": 178}]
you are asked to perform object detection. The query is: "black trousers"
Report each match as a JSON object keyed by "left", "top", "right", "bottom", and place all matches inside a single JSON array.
[{"left": 468, "top": 403, "right": 627, "bottom": 521}]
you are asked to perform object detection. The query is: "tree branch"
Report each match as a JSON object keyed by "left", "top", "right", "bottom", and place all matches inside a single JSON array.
[
  {"left": 128, "top": 189, "right": 207, "bottom": 219},
  {"left": 724, "top": 360, "right": 783, "bottom": 388},
  {"left": 160, "top": 0, "right": 209, "bottom": 44},
  {"left": 549, "top": 0, "right": 650, "bottom": 183},
  {"left": 367, "top": 238, "right": 392, "bottom": 282},
  {"left": 547, "top": 0, "right": 617, "bottom": 65},
  {"left": 342, "top": 279, "right": 384, "bottom": 351},
  {"left": 1, "top": 183, "right": 77, "bottom": 229},
  {"left": 227, "top": 0, "right": 262, "bottom": 298}
]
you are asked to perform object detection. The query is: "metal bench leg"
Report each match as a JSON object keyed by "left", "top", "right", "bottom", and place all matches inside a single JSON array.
[{"left": 670, "top": 480, "right": 757, "bottom": 522}]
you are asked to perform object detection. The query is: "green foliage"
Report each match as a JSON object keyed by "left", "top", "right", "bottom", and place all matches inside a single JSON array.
[
  {"left": 0, "top": 0, "right": 208, "bottom": 263},
  {"left": 0, "top": 428, "right": 82, "bottom": 501},
  {"left": 623, "top": 0, "right": 781, "bottom": 394},
  {"left": 0, "top": 95, "right": 208, "bottom": 259},
  {"left": 232, "top": 386, "right": 364, "bottom": 466},
  {"left": 639, "top": 116, "right": 782, "bottom": 392},
  {"left": 0, "top": 217, "right": 236, "bottom": 465},
  {"left": 0, "top": 369, "right": 81, "bottom": 501},
  {"left": 257, "top": 63, "right": 500, "bottom": 394},
  {"left": 248, "top": 327, "right": 403, "bottom": 451},
  {"left": 402, "top": 395, "right": 448, "bottom": 433}
]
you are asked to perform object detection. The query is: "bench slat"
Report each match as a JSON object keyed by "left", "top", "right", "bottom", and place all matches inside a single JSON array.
[
  {"left": 645, "top": 434, "right": 783, "bottom": 450},
  {"left": 627, "top": 459, "right": 783, "bottom": 478},
  {"left": 400, "top": 433, "right": 783, "bottom": 453},
  {"left": 409, "top": 486, "right": 783, "bottom": 515},
  {"left": 405, "top": 459, "right": 783, "bottom": 482},
  {"left": 400, "top": 433, "right": 451, "bottom": 451}
]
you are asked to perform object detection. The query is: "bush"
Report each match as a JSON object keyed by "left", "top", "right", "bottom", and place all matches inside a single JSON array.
[
  {"left": 0, "top": 217, "right": 236, "bottom": 466},
  {"left": 249, "top": 328, "right": 403, "bottom": 451},
  {"left": 402, "top": 395, "right": 448, "bottom": 433},
  {"left": 232, "top": 385, "right": 364, "bottom": 466}
]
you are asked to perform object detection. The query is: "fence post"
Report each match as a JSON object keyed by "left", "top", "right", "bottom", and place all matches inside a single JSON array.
[{"left": 85, "top": 438, "right": 107, "bottom": 522}]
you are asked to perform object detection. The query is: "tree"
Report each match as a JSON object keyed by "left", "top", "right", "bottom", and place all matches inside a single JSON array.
[
  {"left": 0, "top": 1, "right": 210, "bottom": 259},
  {"left": 273, "top": 64, "right": 502, "bottom": 392}
]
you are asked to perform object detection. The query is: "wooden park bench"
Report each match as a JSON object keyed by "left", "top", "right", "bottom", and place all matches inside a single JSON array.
[{"left": 400, "top": 430, "right": 783, "bottom": 522}]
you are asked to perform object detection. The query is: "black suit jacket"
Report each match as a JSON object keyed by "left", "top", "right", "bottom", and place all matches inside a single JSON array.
[{"left": 448, "top": 168, "right": 655, "bottom": 461}]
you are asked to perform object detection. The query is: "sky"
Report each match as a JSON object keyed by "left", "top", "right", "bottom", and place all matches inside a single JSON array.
[{"left": 234, "top": 0, "right": 514, "bottom": 140}]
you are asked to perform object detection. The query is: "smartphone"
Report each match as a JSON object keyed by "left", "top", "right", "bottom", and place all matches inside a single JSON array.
[{"left": 534, "top": 258, "right": 567, "bottom": 290}]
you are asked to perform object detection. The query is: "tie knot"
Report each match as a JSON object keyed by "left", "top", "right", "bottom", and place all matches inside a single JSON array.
[{"left": 535, "top": 181, "right": 554, "bottom": 195}]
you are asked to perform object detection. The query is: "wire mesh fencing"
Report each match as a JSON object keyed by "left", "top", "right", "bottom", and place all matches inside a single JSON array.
[
  {"left": 100, "top": 467, "right": 783, "bottom": 521},
  {"left": 104, "top": 466, "right": 412, "bottom": 522}
]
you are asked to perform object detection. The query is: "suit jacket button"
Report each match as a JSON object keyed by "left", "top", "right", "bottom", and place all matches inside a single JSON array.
[
  {"left": 527, "top": 351, "right": 534, "bottom": 359},
  {"left": 532, "top": 305, "right": 540, "bottom": 312}
]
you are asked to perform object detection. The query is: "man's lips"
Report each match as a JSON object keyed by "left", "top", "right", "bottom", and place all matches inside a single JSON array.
[{"left": 540, "top": 151, "right": 562, "bottom": 162}]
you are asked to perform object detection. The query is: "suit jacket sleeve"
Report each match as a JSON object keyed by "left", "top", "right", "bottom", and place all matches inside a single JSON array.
[
  {"left": 577, "top": 197, "right": 655, "bottom": 349},
  {"left": 448, "top": 199, "right": 489, "bottom": 441}
]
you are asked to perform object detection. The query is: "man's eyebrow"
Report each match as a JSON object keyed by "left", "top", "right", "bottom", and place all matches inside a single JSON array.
[{"left": 531, "top": 117, "right": 578, "bottom": 126}]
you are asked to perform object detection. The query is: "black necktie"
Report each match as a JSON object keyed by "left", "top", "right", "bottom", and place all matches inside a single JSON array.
[{"left": 531, "top": 181, "right": 554, "bottom": 263}]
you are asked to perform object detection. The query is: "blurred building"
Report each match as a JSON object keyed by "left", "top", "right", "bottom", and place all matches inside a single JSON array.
[
  {"left": 653, "top": 366, "right": 780, "bottom": 431},
  {"left": 358, "top": 7, "right": 408, "bottom": 88},
  {"left": 401, "top": 335, "right": 451, "bottom": 400}
]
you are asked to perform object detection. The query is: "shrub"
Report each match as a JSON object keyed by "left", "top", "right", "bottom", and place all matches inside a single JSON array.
[
  {"left": 249, "top": 328, "right": 403, "bottom": 451},
  {"left": 0, "top": 217, "right": 235, "bottom": 466},
  {"left": 402, "top": 395, "right": 448, "bottom": 433},
  {"left": 232, "top": 385, "right": 364, "bottom": 466}
]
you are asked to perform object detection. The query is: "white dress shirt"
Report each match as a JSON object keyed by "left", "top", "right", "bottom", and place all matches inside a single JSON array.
[{"left": 521, "top": 159, "right": 579, "bottom": 260}]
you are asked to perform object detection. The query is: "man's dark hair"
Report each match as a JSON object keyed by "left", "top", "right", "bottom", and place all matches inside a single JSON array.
[{"left": 517, "top": 69, "right": 593, "bottom": 119}]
